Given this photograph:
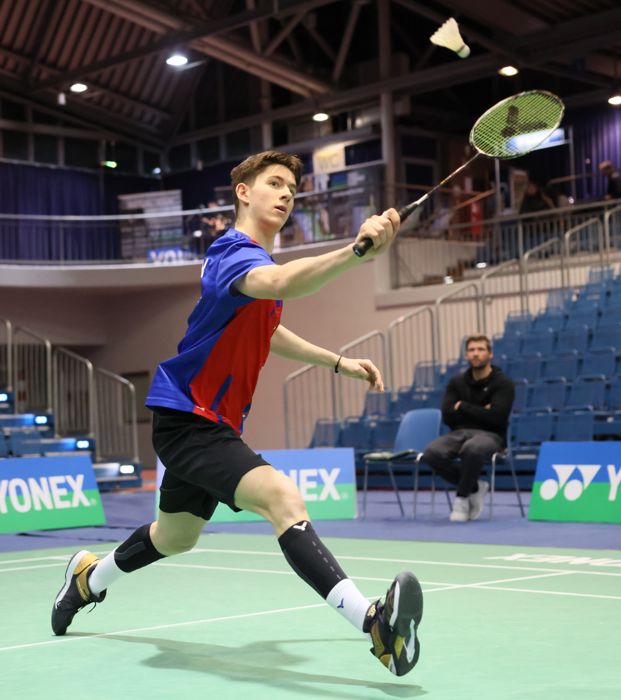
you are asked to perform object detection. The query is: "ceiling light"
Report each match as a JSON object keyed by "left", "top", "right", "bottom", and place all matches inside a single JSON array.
[
  {"left": 312, "top": 112, "right": 330, "bottom": 122},
  {"left": 70, "top": 82, "right": 88, "bottom": 93},
  {"left": 608, "top": 94, "right": 621, "bottom": 106},
  {"left": 101, "top": 160, "right": 118, "bottom": 169},
  {"left": 475, "top": 261, "right": 487, "bottom": 269},
  {"left": 166, "top": 54, "right": 188, "bottom": 67},
  {"left": 57, "top": 92, "right": 66, "bottom": 105},
  {"left": 498, "top": 65, "right": 519, "bottom": 77}
]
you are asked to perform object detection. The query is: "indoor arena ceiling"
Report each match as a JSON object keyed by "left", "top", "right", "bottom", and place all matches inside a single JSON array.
[{"left": 0, "top": 0, "right": 621, "bottom": 148}]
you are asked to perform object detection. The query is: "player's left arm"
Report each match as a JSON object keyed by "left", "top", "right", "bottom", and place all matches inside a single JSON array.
[{"left": 270, "top": 325, "right": 384, "bottom": 391}]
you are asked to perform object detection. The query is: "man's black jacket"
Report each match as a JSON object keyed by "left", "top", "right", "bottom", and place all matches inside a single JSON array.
[{"left": 441, "top": 365, "right": 515, "bottom": 445}]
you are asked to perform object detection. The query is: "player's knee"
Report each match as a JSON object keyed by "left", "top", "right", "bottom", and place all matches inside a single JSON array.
[
  {"left": 266, "top": 483, "right": 307, "bottom": 527},
  {"left": 152, "top": 528, "right": 199, "bottom": 555}
]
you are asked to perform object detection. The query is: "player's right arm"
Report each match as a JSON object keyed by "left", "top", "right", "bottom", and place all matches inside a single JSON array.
[{"left": 235, "top": 209, "right": 400, "bottom": 300}]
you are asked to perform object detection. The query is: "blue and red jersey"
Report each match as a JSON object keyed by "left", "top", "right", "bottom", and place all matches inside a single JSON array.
[{"left": 146, "top": 229, "right": 282, "bottom": 434}]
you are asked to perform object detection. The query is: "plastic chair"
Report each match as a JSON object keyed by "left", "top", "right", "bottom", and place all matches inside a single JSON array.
[
  {"left": 504, "top": 311, "right": 533, "bottom": 335},
  {"left": 541, "top": 350, "right": 579, "bottom": 381},
  {"left": 565, "top": 377, "right": 607, "bottom": 411},
  {"left": 361, "top": 390, "right": 393, "bottom": 418},
  {"left": 519, "top": 329, "right": 556, "bottom": 355},
  {"left": 556, "top": 326, "right": 589, "bottom": 355},
  {"left": 506, "top": 354, "right": 543, "bottom": 382},
  {"left": 580, "top": 349, "right": 616, "bottom": 378},
  {"left": 411, "top": 362, "right": 441, "bottom": 391},
  {"left": 361, "top": 408, "right": 441, "bottom": 518},
  {"left": 528, "top": 378, "right": 567, "bottom": 411}
]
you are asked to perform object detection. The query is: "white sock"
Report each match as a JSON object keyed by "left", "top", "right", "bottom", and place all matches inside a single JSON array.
[
  {"left": 326, "top": 578, "right": 371, "bottom": 632},
  {"left": 88, "top": 552, "right": 126, "bottom": 595}
]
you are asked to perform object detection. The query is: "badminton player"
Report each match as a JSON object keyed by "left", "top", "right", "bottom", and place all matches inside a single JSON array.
[{"left": 51, "top": 150, "right": 423, "bottom": 677}]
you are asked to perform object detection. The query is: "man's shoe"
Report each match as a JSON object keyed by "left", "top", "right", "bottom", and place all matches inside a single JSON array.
[
  {"left": 449, "top": 496, "right": 470, "bottom": 522},
  {"left": 468, "top": 480, "right": 490, "bottom": 520},
  {"left": 363, "top": 571, "right": 423, "bottom": 676},
  {"left": 51, "top": 550, "right": 106, "bottom": 635}
]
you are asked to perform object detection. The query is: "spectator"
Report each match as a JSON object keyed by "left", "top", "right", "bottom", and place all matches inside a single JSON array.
[
  {"left": 520, "top": 180, "right": 555, "bottom": 214},
  {"left": 422, "top": 334, "right": 515, "bottom": 522},
  {"left": 598, "top": 160, "right": 621, "bottom": 200}
]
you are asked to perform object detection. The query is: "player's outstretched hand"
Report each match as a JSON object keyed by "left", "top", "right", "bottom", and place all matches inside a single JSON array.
[
  {"left": 337, "top": 357, "right": 384, "bottom": 392},
  {"left": 353, "top": 208, "right": 400, "bottom": 258}
]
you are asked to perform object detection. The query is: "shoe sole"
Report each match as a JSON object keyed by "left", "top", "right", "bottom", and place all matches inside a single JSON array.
[{"left": 389, "top": 571, "right": 423, "bottom": 675}]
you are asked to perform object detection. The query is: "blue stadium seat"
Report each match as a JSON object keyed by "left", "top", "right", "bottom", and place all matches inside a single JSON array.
[
  {"left": 370, "top": 417, "right": 401, "bottom": 450},
  {"left": 506, "top": 354, "right": 543, "bottom": 382},
  {"left": 510, "top": 410, "right": 555, "bottom": 450},
  {"left": 607, "top": 377, "right": 621, "bottom": 410},
  {"left": 492, "top": 333, "right": 520, "bottom": 359},
  {"left": 309, "top": 418, "right": 341, "bottom": 448},
  {"left": 532, "top": 310, "right": 565, "bottom": 332},
  {"left": 504, "top": 311, "right": 533, "bottom": 335},
  {"left": 579, "top": 349, "right": 617, "bottom": 378},
  {"left": 392, "top": 387, "right": 429, "bottom": 417},
  {"left": 512, "top": 379, "right": 529, "bottom": 413},
  {"left": 528, "top": 378, "right": 567, "bottom": 411},
  {"left": 588, "top": 266, "right": 615, "bottom": 285},
  {"left": 541, "top": 351, "right": 579, "bottom": 381},
  {"left": 546, "top": 289, "right": 573, "bottom": 310},
  {"left": 340, "top": 416, "right": 373, "bottom": 451},
  {"left": 362, "top": 390, "right": 392, "bottom": 418},
  {"left": 8, "top": 430, "right": 44, "bottom": 457},
  {"left": 553, "top": 410, "right": 595, "bottom": 441},
  {"left": 565, "top": 377, "right": 607, "bottom": 411},
  {"left": 590, "top": 323, "right": 621, "bottom": 352},
  {"left": 556, "top": 326, "right": 589, "bottom": 355},
  {"left": 519, "top": 329, "right": 556, "bottom": 355},
  {"left": 0, "top": 432, "right": 9, "bottom": 458},
  {"left": 411, "top": 361, "right": 441, "bottom": 391},
  {"left": 565, "top": 307, "right": 599, "bottom": 331}
]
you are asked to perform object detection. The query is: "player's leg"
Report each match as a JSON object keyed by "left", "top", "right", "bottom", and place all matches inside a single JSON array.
[
  {"left": 421, "top": 431, "right": 464, "bottom": 485},
  {"left": 51, "top": 507, "right": 207, "bottom": 636},
  {"left": 234, "top": 465, "right": 423, "bottom": 676}
]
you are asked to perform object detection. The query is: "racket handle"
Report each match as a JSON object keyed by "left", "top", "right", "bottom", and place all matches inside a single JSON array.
[{"left": 352, "top": 199, "right": 425, "bottom": 258}]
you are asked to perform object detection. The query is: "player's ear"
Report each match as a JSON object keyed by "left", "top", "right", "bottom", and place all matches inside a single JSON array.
[{"left": 236, "top": 182, "right": 250, "bottom": 205}]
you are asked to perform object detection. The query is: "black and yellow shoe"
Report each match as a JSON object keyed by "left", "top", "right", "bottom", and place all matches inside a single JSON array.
[
  {"left": 51, "top": 550, "right": 106, "bottom": 636},
  {"left": 363, "top": 571, "right": 423, "bottom": 676}
]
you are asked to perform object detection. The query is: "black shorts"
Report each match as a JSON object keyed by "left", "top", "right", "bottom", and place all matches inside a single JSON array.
[{"left": 152, "top": 407, "right": 269, "bottom": 521}]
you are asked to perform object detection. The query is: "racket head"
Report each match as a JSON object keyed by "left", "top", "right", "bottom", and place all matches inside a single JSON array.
[{"left": 469, "top": 90, "right": 565, "bottom": 159}]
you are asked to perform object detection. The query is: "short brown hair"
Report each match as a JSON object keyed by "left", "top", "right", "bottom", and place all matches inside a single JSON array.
[
  {"left": 465, "top": 334, "right": 492, "bottom": 352},
  {"left": 230, "top": 150, "right": 303, "bottom": 216}
]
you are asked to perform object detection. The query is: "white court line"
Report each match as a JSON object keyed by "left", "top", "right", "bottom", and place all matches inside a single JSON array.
[
  {"left": 3, "top": 547, "right": 621, "bottom": 577},
  {"left": 0, "top": 555, "right": 69, "bottom": 565},
  {"left": 0, "top": 569, "right": 600, "bottom": 654},
  {"left": 0, "top": 563, "right": 69, "bottom": 573},
  {"left": 472, "top": 585, "right": 621, "bottom": 601}
]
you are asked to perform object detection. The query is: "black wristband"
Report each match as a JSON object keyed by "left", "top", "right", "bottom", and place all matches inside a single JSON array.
[{"left": 334, "top": 355, "right": 343, "bottom": 373}]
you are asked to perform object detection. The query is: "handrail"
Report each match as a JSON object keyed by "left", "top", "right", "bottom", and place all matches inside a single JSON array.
[
  {"left": 95, "top": 368, "right": 139, "bottom": 462},
  {"left": 13, "top": 325, "right": 52, "bottom": 413},
  {"left": 603, "top": 203, "right": 621, "bottom": 262},
  {"left": 52, "top": 347, "right": 95, "bottom": 440},
  {"left": 522, "top": 238, "right": 564, "bottom": 313},
  {"left": 478, "top": 259, "right": 521, "bottom": 331},
  {"left": 387, "top": 306, "right": 436, "bottom": 388},
  {"left": 338, "top": 330, "right": 387, "bottom": 418},
  {"left": 434, "top": 282, "right": 482, "bottom": 361},
  {"left": 0, "top": 317, "right": 13, "bottom": 393},
  {"left": 562, "top": 217, "right": 603, "bottom": 287}
]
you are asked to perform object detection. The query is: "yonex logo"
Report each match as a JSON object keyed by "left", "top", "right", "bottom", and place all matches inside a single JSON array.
[
  {"left": 282, "top": 468, "right": 341, "bottom": 501},
  {"left": 540, "top": 464, "right": 621, "bottom": 502},
  {"left": 0, "top": 475, "right": 90, "bottom": 514}
]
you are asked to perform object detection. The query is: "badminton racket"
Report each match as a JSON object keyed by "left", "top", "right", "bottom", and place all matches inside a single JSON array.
[{"left": 353, "top": 90, "right": 565, "bottom": 257}]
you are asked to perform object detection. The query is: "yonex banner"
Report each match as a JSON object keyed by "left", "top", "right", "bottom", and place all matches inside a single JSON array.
[
  {"left": 156, "top": 448, "right": 356, "bottom": 522},
  {"left": 529, "top": 442, "right": 621, "bottom": 524},
  {"left": 0, "top": 456, "right": 106, "bottom": 533}
]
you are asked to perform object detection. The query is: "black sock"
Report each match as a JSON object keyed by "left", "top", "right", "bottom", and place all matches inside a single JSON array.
[
  {"left": 278, "top": 520, "right": 346, "bottom": 598},
  {"left": 114, "top": 523, "right": 166, "bottom": 573}
]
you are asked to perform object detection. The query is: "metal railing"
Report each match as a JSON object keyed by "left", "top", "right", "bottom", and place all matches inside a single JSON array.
[
  {"left": 562, "top": 218, "right": 604, "bottom": 289},
  {"left": 12, "top": 326, "right": 52, "bottom": 414},
  {"left": 522, "top": 239, "right": 565, "bottom": 315},
  {"left": 94, "top": 368, "right": 139, "bottom": 463},
  {"left": 388, "top": 306, "right": 435, "bottom": 391},
  {"left": 53, "top": 348, "right": 95, "bottom": 439},
  {"left": 479, "top": 259, "right": 523, "bottom": 334},
  {"left": 0, "top": 318, "right": 12, "bottom": 393},
  {"left": 434, "top": 283, "right": 483, "bottom": 365},
  {"left": 283, "top": 364, "right": 337, "bottom": 449},
  {"left": 337, "top": 331, "right": 388, "bottom": 418}
]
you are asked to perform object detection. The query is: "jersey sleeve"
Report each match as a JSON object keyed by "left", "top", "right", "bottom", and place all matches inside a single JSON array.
[{"left": 216, "top": 238, "right": 274, "bottom": 298}]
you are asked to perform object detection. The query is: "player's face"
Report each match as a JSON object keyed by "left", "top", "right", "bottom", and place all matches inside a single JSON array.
[
  {"left": 465, "top": 341, "right": 492, "bottom": 370},
  {"left": 246, "top": 164, "right": 297, "bottom": 226}
]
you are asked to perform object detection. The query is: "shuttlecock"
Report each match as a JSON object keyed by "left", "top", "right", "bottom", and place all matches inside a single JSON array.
[{"left": 430, "top": 18, "right": 470, "bottom": 59}]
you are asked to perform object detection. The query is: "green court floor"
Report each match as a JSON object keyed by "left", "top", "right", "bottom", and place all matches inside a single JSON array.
[{"left": 1, "top": 534, "right": 619, "bottom": 700}]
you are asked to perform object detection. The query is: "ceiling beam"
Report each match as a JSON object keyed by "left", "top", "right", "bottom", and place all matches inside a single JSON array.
[
  {"left": 172, "top": 53, "right": 499, "bottom": 145},
  {"left": 69, "top": 0, "right": 335, "bottom": 97}
]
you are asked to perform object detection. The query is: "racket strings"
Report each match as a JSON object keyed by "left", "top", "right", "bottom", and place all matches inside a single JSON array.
[{"left": 471, "top": 91, "right": 564, "bottom": 159}]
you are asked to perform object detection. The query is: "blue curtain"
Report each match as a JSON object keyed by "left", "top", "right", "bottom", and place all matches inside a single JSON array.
[
  {"left": 0, "top": 163, "right": 157, "bottom": 261},
  {"left": 572, "top": 106, "right": 621, "bottom": 200}
]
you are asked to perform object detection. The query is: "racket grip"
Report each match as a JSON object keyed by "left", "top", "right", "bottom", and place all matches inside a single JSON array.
[
  {"left": 352, "top": 237, "right": 373, "bottom": 257},
  {"left": 353, "top": 200, "right": 423, "bottom": 257}
]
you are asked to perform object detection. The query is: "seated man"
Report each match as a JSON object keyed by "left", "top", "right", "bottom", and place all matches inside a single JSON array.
[{"left": 422, "top": 335, "right": 514, "bottom": 522}]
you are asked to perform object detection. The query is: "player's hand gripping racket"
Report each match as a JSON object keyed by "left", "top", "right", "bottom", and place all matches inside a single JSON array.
[{"left": 353, "top": 90, "right": 565, "bottom": 257}]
